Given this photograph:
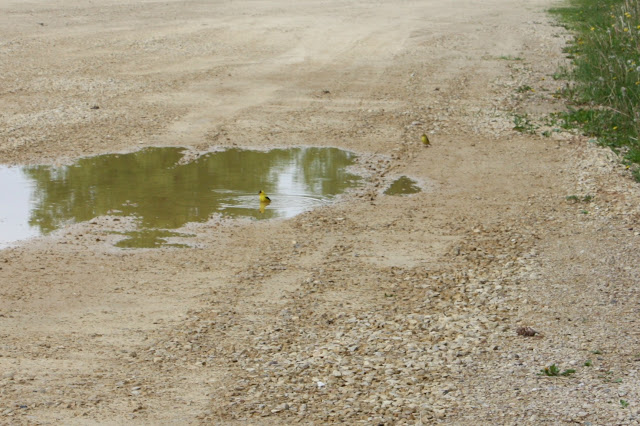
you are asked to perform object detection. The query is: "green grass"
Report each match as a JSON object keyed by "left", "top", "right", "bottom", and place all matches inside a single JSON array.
[
  {"left": 499, "top": 55, "right": 523, "bottom": 61},
  {"left": 539, "top": 364, "right": 576, "bottom": 377},
  {"left": 513, "top": 113, "right": 538, "bottom": 134},
  {"left": 565, "top": 194, "right": 594, "bottom": 202},
  {"left": 549, "top": 0, "right": 640, "bottom": 180}
]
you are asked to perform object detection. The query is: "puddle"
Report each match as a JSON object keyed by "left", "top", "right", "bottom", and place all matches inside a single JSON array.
[
  {"left": 384, "top": 176, "right": 422, "bottom": 196},
  {"left": 111, "top": 230, "right": 195, "bottom": 249},
  {"left": 0, "top": 147, "right": 361, "bottom": 249}
]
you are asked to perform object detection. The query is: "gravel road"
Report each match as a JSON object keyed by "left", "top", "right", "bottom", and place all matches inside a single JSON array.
[{"left": 1, "top": 0, "right": 639, "bottom": 423}]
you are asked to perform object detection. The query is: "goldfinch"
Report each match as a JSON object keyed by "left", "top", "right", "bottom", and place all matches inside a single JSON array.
[
  {"left": 421, "top": 133, "right": 430, "bottom": 146},
  {"left": 259, "top": 190, "right": 271, "bottom": 202}
]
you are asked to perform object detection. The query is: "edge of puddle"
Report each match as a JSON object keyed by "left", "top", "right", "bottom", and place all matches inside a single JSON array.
[{"left": 1, "top": 145, "right": 409, "bottom": 251}]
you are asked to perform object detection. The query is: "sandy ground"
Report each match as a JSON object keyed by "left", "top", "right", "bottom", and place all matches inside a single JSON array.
[{"left": 2, "top": 0, "right": 640, "bottom": 424}]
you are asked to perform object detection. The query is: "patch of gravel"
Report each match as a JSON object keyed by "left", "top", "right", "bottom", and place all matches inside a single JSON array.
[{"left": 1, "top": 1, "right": 639, "bottom": 424}]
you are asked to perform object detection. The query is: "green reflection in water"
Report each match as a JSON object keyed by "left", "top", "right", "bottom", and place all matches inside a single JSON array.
[
  {"left": 21, "top": 147, "right": 360, "bottom": 248},
  {"left": 384, "top": 176, "right": 421, "bottom": 196}
]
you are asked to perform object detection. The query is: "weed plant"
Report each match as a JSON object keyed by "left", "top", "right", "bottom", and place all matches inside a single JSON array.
[
  {"left": 513, "top": 113, "right": 537, "bottom": 134},
  {"left": 539, "top": 364, "right": 576, "bottom": 377},
  {"left": 550, "top": 0, "right": 640, "bottom": 179}
]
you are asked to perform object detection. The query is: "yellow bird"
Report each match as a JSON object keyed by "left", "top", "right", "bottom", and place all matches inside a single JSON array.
[
  {"left": 421, "top": 133, "right": 430, "bottom": 146},
  {"left": 258, "top": 190, "right": 271, "bottom": 202}
]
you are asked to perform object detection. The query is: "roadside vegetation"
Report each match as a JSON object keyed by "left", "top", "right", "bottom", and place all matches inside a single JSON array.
[{"left": 549, "top": 0, "right": 640, "bottom": 181}]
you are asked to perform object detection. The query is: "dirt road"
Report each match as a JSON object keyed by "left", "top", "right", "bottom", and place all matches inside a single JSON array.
[{"left": 2, "top": 0, "right": 640, "bottom": 423}]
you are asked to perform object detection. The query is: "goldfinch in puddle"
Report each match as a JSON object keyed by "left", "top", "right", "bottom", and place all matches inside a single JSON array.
[
  {"left": 421, "top": 133, "right": 430, "bottom": 146},
  {"left": 259, "top": 190, "right": 271, "bottom": 202},
  {"left": 258, "top": 190, "right": 271, "bottom": 214}
]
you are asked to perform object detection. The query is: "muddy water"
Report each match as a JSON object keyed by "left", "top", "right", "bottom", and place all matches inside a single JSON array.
[
  {"left": 384, "top": 176, "right": 421, "bottom": 196},
  {"left": 0, "top": 147, "right": 361, "bottom": 248}
]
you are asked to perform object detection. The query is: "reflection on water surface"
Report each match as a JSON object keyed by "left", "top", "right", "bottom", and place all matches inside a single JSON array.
[{"left": 0, "top": 147, "right": 361, "bottom": 248}]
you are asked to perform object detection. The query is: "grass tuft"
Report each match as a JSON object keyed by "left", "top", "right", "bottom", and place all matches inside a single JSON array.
[
  {"left": 550, "top": 0, "right": 640, "bottom": 180},
  {"left": 513, "top": 113, "right": 538, "bottom": 134},
  {"left": 539, "top": 364, "right": 577, "bottom": 377},
  {"left": 499, "top": 55, "right": 523, "bottom": 61}
]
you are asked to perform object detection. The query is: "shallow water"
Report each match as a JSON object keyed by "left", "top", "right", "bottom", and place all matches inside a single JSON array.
[
  {"left": 0, "top": 147, "right": 361, "bottom": 249},
  {"left": 384, "top": 176, "right": 421, "bottom": 196}
]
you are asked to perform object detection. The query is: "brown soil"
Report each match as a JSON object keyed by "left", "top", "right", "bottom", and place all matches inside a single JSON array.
[{"left": 1, "top": 0, "right": 639, "bottom": 424}]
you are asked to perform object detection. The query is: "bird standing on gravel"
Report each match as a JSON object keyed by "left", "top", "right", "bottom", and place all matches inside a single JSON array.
[{"left": 421, "top": 133, "right": 430, "bottom": 146}]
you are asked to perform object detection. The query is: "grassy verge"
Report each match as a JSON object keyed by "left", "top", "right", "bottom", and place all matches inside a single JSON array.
[{"left": 549, "top": 0, "right": 640, "bottom": 180}]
